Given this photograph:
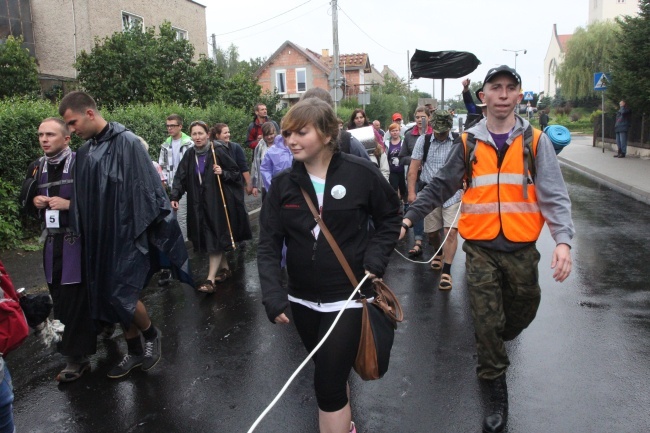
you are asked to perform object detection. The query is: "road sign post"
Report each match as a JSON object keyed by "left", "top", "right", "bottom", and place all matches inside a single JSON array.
[{"left": 594, "top": 72, "right": 611, "bottom": 153}]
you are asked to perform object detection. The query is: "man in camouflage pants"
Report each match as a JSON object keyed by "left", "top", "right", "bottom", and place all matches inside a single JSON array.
[{"left": 400, "top": 65, "right": 574, "bottom": 433}]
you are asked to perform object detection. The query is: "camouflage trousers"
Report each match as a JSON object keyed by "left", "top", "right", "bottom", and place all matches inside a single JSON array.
[{"left": 463, "top": 242, "right": 541, "bottom": 380}]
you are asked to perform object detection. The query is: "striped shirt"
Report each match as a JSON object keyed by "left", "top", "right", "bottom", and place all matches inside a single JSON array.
[{"left": 411, "top": 134, "right": 462, "bottom": 208}]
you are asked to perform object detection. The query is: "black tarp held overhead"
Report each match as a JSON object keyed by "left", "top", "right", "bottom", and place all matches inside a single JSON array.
[{"left": 410, "top": 50, "right": 481, "bottom": 80}]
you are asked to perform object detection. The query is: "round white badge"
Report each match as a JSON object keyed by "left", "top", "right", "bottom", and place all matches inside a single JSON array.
[{"left": 331, "top": 185, "right": 347, "bottom": 199}]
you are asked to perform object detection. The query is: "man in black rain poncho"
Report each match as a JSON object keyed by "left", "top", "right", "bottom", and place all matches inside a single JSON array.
[{"left": 59, "top": 91, "right": 192, "bottom": 379}]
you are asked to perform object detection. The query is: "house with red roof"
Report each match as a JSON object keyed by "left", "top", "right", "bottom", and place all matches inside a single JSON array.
[{"left": 254, "top": 40, "right": 372, "bottom": 106}]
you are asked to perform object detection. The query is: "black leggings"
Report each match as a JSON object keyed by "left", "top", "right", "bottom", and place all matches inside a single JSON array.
[
  {"left": 389, "top": 172, "right": 407, "bottom": 200},
  {"left": 290, "top": 302, "right": 362, "bottom": 412}
]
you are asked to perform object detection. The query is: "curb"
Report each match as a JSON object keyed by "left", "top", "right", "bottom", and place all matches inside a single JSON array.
[{"left": 559, "top": 158, "right": 650, "bottom": 206}]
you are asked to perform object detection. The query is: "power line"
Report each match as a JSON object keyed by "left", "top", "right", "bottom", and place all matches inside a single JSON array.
[
  {"left": 214, "top": 0, "right": 313, "bottom": 36},
  {"left": 337, "top": 6, "right": 401, "bottom": 54},
  {"left": 216, "top": 3, "right": 327, "bottom": 46}
]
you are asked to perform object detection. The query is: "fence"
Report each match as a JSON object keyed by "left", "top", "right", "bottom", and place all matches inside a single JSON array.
[{"left": 595, "top": 112, "right": 649, "bottom": 149}]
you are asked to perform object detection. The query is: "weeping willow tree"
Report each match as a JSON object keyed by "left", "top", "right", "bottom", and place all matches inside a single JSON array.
[{"left": 556, "top": 21, "right": 621, "bottom": 100}]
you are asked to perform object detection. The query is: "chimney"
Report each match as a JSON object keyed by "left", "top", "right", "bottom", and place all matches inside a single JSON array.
[{"left": 322, "top": 49, "right": 329, "bottom": 57}]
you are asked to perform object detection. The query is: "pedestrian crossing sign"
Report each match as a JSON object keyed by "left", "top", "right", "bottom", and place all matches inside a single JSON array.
[
  {"left": 523, "top": 91, "right": 534, "bottom": 101},
  {"left": 594, "top": 72, "right": 611, "bottom": 91}
]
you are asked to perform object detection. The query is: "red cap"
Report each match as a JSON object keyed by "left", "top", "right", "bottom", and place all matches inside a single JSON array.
[{"left": 392, "top": 113, "right": 402, "bottom": 121}]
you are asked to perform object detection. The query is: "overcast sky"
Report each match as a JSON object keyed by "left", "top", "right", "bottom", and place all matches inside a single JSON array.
[{"left": 205, "top": 0, "right": 589, "bottom": 100}]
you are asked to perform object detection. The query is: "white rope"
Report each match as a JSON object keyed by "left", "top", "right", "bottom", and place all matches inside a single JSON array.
[
  {"left": 394, "top": 200, "right": 462, "bottom": 264},
  {"left": 247, "top": 273, "right": 372, "bottom": 433}
]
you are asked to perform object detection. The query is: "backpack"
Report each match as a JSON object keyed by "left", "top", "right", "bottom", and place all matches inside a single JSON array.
[
  {"left": 463, "top": 125, "right": 540, "bottom": 199},
  {"left": 0, "top": 260, "right": 29, "bottom": 356}
]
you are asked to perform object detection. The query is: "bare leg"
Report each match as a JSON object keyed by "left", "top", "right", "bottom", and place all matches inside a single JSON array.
[
  {"left": 442, "top": 228, "right": 458, "bottom": 264},
  {"left": 207, "top": 253, "right": 221, "bottom": 281},
  {"left": 124, "top": 300, "right": 151, "bottom": 338},
  {"left": 319, "top": 403, "right": 352, "bottom": 433},
  {"left": 218, "top": 253, "right": 230, "bottom": 271}
]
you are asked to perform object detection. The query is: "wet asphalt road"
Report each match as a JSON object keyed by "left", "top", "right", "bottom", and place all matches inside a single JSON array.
[{"left": 4, "top": 165, "right": 650, "bottom": 433}]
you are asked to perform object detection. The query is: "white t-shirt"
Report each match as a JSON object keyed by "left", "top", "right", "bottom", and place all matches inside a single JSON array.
[{"left": 171, "top": 138, "right": 182, "bottom": 171}]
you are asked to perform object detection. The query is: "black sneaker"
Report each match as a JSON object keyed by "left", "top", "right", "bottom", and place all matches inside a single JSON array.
[
  {"left": 107, "top": 353, "right": 144, "bottom": 379},
  {"left": 142, "top": 331, "right": 161, "bottom": 371},
  {"left": 158, "top": 269, "right": 172, "bottom": 286}
]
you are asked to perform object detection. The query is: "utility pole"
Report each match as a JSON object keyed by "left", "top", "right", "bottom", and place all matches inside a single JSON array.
[
  {"left": 407, "top": 50, "right": 410, "bottom": 95},
  {"left": 211, "top": 34, "right": 217, "bottom": 63},
  {"left": 332, "top": 0, "right": 340, "bottom": 113}
]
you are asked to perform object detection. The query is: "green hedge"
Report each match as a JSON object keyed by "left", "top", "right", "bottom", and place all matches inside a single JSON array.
[{"left": 0, "top": 98, "right": 254, "bottom": 250}]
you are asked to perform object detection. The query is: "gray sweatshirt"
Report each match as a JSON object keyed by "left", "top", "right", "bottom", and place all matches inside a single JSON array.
[{"left": 404, "top": 115, "right": 574, "bottom": 252}]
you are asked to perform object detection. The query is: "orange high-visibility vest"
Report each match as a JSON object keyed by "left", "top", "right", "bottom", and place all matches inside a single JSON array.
[{"left": 459, "top": 129, "right": 545, "bottom": 242}]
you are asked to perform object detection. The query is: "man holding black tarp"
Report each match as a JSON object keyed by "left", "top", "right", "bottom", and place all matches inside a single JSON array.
[{"left": 400, "top": 66, "right": 574, "bottom": 433}]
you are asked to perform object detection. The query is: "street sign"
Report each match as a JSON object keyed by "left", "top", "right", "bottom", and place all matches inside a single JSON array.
[
  {"left": 329, "top": 87, "right": 343, "bottom": 102},
  {"left": 594, "top": 72, "right": 611, "bottom": 91},
  {"left": 523, "top": 91, "right": 534, "bottom": 101},
  {"left": 358, "top": 92, "right": 370, "bottom": 106}
]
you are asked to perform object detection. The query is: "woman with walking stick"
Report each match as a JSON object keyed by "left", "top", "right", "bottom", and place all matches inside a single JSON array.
[
  {"left": 171, "top": 121, "right": 251, "bottom": 293},
  {"left": 257, "top": 98, "right": 401, "bottom": 432}
]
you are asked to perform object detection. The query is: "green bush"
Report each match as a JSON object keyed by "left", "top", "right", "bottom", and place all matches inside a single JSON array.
[{"left": 0, "top": 177, "right": 24, "bottom": 250}]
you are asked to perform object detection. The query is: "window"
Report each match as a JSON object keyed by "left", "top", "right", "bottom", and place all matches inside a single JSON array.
[
  {"left": 122, "top": 11, "right": 143, "bottom": 31},
  {"left": 296, "top": 68, "right": 307, "bottom": 92},
  {"left": 172, "top": 27, "right": 188, "bottom": 40},
  {"left": 617, "top": 0, "right": 626, "bottom": 3},
  {"left": 276, "top": 70, "right": 287, "bottom": 94}
]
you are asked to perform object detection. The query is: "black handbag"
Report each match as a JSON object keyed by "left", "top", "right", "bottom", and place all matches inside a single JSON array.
[{"left": 300, "top": 188, "right": 403, "bottom": 381}]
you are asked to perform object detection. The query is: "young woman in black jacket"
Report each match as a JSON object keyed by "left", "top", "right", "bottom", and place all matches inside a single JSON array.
[{"left": 257, "top": 98, "right": 401, "bottom": 433}]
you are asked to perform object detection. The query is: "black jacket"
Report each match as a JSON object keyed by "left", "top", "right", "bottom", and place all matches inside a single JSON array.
[{"left": 257, "top": 152, "right": 401, "bottom": 323}]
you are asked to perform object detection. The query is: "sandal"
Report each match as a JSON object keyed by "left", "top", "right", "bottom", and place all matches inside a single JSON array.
[
  {"left": 197, "top": 279, "right": 216, "bottom": 293},
  {"left": 408, "top": 242, "right": 423, "bottom": 258},
  {"left": 56, "top": 361, "right": 90, "bottom": 382},
  {"left": 439, "top": 273, "right": 453, "bottom": 290},
  {"left": 214, "top": 268, "right": 232, "bottom": 283},
  {"left": 430, "top": 255, "right": 443, "bottom": 270}
]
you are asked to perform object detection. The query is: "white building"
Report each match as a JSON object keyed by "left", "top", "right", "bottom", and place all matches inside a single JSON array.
[
  {"left": 588, "top": 0, "right": 640, "bottom": 24},
  {"left": 543, "top": 0, "right": 640, "bottom": 97}
]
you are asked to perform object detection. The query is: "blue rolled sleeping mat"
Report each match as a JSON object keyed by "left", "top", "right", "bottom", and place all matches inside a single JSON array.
[{"left": 544, "top": 125, "right": 571, "bottom": 155}]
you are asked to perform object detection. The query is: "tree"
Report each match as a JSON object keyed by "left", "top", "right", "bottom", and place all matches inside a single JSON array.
[
  {"left": 609, "top": 0, "right": 650, "bottom": 115},
  {"left": 556, "top": 21, "right": 621, "bottom": 100},
  {"left": 222, "top": 71, "right": 262, "bottom": 112},
  {"left": 191, "top": 55, "right": 226, "bottom": 108},
  {"left": 75, "top": 22, "right": 197, "bottom": 107},
  {"left": 0, "top": 36, "right": 40, "bottom": 98}
]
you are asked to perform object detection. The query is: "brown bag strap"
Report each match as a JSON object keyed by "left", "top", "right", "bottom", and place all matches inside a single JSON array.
[
  {"left": 373, "top": 280, "right": 404, "bottom": 323},
  {"left": 300, "top": 187, "right": 359, "bottom": 287}
]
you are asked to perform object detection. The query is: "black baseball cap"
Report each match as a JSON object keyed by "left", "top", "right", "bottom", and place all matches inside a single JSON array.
[{"left": 483, "top": 65, "right": 522, "bottom": 87}]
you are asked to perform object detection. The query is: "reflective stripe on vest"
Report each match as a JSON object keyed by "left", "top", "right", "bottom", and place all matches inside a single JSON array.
[{"left": 459, "top": 132, "right": 544, "bottom": 242}]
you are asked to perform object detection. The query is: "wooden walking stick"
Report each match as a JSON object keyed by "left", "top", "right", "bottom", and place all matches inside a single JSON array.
[{"left": 211, "top": 142, "right": 236, "bottom": 250}]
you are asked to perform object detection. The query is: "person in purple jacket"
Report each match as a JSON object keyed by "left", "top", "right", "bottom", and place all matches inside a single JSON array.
[{"left": 260, "top": 134, "right": 293, "bottom": 192}]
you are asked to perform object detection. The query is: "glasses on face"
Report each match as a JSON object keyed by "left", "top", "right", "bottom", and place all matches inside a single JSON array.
[{"left": 166, "top": 124, "right": 180, "bottom": 128}]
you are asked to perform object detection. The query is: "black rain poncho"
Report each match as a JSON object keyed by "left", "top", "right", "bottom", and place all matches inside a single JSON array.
[{"left": 71, "top": 122, "right": 192, "bottom": 326}]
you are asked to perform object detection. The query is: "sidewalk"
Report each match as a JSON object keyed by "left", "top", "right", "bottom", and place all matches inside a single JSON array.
[{"left": 558, "top": 134, "right": 650, "bottom": 205}]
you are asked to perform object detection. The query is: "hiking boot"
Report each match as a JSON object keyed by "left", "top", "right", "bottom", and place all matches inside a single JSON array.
[
  {"left": 483, "top": 374, "right": 508, "bottom": 433},
  {"left": 107, "top": 353, "right": 143, "bottom": 379},
  {"left": 142, "top": 330, "right": 161, "bottom": 371},
  {"left": 158, "top": 269, "right": 172, "bottom": 286}
]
